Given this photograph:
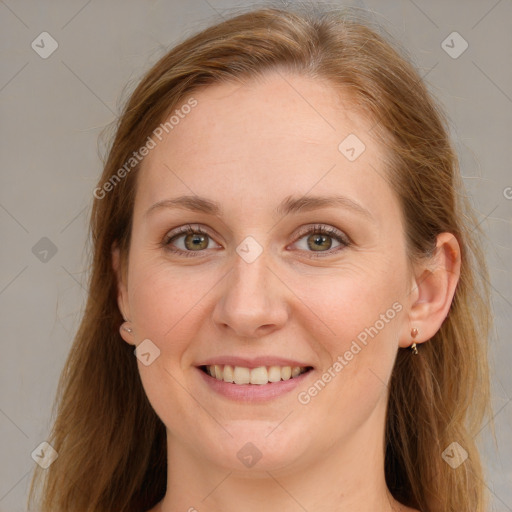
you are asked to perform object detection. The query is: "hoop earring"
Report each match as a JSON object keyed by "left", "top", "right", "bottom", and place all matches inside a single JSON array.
[{"left": 410, "top": 327, "right": 419, "bottom": 355}]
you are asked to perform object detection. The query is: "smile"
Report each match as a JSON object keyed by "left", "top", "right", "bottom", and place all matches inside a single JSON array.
[{"left": 201, "top": 364, "right": 312, "bottom": 385}]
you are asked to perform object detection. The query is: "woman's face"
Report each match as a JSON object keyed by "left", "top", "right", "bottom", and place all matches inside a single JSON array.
[{"left": 115, "top": 71, "right": 416, "bottom": 474}]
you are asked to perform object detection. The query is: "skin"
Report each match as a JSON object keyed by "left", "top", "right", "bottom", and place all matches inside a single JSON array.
[{"left": 113, "top": 70, "right": 460, "bottom": 512}]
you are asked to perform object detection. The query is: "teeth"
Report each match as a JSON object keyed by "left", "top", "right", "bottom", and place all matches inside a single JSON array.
[
  {"left": 268, "top": 366, "right": 282, "bottom": 382},
  {"left": 204, "top": 364, "right": 309, "bottom": 385},
  {"left": 233, "top": 366, "right": 250, "bottom": 385},
  {"left": 291, "top": 366, "right": 302, "bottom": 377},
  {"left": 250, "top": 367, "right": 268, "bottom": 385},
  {"left": 223, "top": 364, "right": 234, "bottom": 383},
  {"left": 281, "top": 366, "right": 291, "bottom": 380}
]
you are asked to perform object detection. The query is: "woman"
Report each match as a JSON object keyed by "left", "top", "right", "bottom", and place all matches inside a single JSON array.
[{"left": 29, "top": 4, "right": 493, "bottom": 512}]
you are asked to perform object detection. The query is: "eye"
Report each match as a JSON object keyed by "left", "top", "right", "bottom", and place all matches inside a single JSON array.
[
  {"left": 163, "top": 224, "right": 220, "bottom": 257},
  {"left": 162, "top": 223, "right": 351, "bottom": 258},
  {"left": 290, "top": 224, "right": 351, "bottom": 257}
]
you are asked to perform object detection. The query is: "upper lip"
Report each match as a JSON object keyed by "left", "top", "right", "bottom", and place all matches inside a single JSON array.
[{"left": 196, "top": 356, "right": 313, "bottom": 369}]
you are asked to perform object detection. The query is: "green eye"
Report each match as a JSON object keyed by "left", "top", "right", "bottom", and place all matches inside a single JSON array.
[
  {"left": 291, "top": 224, "right": 350, "bottom": 257},
  {"left": 163, "top": 223, "right": 350, "bottom": 258},
  {"left": 164, "top": 225, "right": 218, "bottom": 257}
]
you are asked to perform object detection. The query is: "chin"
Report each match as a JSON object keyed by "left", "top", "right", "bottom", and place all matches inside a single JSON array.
[{"left": 200, "top": 422, "right": 311, "bottom": 474}]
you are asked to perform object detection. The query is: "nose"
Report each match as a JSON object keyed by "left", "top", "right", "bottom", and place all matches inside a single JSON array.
[{"left": 212, "top": 249, "right": 290, "bottom": 339}]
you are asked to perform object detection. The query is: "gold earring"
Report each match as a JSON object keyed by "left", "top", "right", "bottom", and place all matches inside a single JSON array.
[{"left": 410, "top": 327, "right": 419, "bottom": 355}]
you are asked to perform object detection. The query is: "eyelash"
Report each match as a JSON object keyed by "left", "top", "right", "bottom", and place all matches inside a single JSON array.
[{"left": 162, "top": 223, "right": 351, "bottom": 259}]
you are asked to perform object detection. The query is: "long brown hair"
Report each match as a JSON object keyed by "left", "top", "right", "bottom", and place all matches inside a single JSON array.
[{"left": 28, "top": 4, "right": 493, "bottom": 511}]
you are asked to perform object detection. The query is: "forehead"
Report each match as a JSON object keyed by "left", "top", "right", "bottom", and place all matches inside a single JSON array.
[
  {"left": 171, "top": 72, "right": 369, "bottom": 158},
  {"left": 134, "top": 71, "right": 397, "bottom": 225}
]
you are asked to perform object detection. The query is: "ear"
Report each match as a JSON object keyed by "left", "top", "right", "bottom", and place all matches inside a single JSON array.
[
  {"left": 399, "top": 232, "right": 461, "bottom": 348},
  {"left": 112, "top": 242, "right": 134, "bottom": 346}
]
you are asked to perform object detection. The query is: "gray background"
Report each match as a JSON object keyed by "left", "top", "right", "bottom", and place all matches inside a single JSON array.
[{"left": 0, "top": 0, "right": 511, "bottom": 510}]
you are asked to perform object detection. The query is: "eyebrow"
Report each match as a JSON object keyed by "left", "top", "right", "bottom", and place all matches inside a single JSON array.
[{"left": 145, "top": 194, "right": 374, "bottom": 221}]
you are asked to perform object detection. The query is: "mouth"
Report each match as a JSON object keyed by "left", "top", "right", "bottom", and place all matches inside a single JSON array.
[{"left": 199, "top": 364, "right": 314, "bottom": 385}]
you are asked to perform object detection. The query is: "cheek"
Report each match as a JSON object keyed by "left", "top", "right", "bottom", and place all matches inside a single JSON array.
[
  {"left": 291, "top": 266, "right": 402, "bottom": 409},
  {"left": 126, "top": 262, "right": 211, "bottom": 430},
  {"left": 291, "top": 260, "right": 403, "bottom": 348},
  {"left": 296, "top": 306, "right": 401, "bottom": 441},
  {"left": 129, "top": 260, "right": 205, "bottom": 335}
]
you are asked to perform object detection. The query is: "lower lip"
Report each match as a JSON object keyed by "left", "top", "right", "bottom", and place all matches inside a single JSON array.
[{"left": 197, "top": 367, "right": 312, "bottom": 402}]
